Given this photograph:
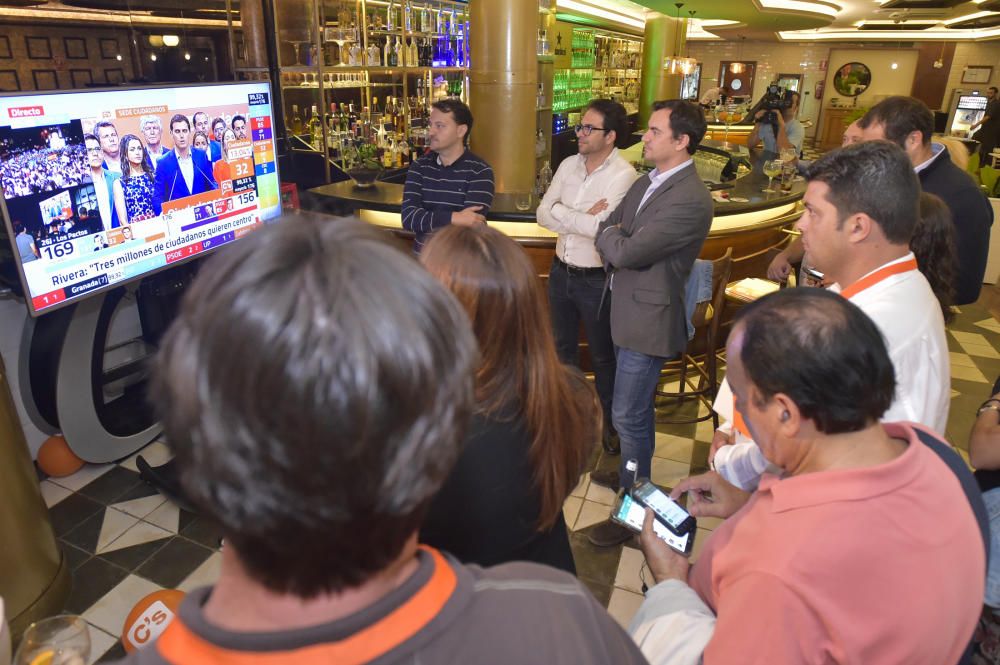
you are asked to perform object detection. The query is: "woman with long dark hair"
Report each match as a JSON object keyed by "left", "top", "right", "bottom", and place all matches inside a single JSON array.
[
  {"left": 112, "top": 133, "right": 159, "bottom": 226},
  {"left": 914, "top": 192, "right": 958, "bottom": 324},
  {"left": 419, "top": 224, "right": 599, "bottom": 573}
]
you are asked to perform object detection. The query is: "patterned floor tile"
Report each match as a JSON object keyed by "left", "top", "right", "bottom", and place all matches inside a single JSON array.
[
  {"left": 607, "top": 587, "right": 645, "bottom": 629},
  {"left": 952, "top": 363, "right": 989, "bottom": 384},
  {"left": 951, "top": 351, "right": 979, "bottom": 369},
  {"left": 77, "top": 467, "right": 144, "bottom": 505},
  {"left": 136, "top": 537, "right": 214, "bottom": 588},
  {"left": 563, "top": 496, "right": 583, "bottom": 529},
  {"left": 40, "top": 480, "right": 73, "bottom": 508},
  {"left": 119, "top": 440, "right": 174, "bottom": 473},
  {"left": 111, "top": 495, "right": 167, "bottom": 521},
  {"left": 584, "top": 481, "right": 617, "bottom": 506},
  {"left": 100, "top": 520, "right": 172, "bottom": 555},
  {"left": 614, "top": 545, "right": 646, "bottom": 594},
  {"left": 63, "top": 557, "right": 130, "bottom": 615},
  {"left": 83, "top": 574, "right": 164, "bottom": 636},
  {"left": 85, "top": 624, "right": 120, "bottom": 665},
  {"left": 178, "top": 552, "right": 223, "bottom": 593},
  {"left": 48, "top": 493, "right": 105, "bottom": 538},
  {"left": 48, "top": 464, "right": 114, "bottom": 492},
  {"left": 575, "top": 499, "right": 611, "bottom": 531},
  {"left": 570, "top": 473, "right": 588, "bottom": 498},
  {"left": 653, "top": 432, "right": 695, "bottom": 462}
]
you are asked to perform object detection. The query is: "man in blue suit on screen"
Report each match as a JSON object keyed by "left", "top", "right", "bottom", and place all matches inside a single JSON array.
[{"left": 154, "top": 114, "right": 217, "bottom": 208}]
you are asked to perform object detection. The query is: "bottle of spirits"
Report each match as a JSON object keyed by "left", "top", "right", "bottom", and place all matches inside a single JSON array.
[
  {"left": 404, "top": 0, "right": 412, "bottom": 32},
  {"left": 539, "top": 160, "right": 553, "bottom": 195},
  {"left": 367, "top": 39, "right": 380, "bottom": 66},
  {"left": 308, "top": 105, "right": 323, "bottom": 150},
  {"left": 383, "top": 37, "right": 392, "bottom": 67},
  {"left": 291, "top": 104, "right": 303, "bottom": 135},
  {"left": 393, "top": 36, "right": 402, "bottom": 67},
  {"left": 408, "top": 37, "right": 418, "bottom": 68},
  {"left": 386, "top": 0, "right": 394, "bottom": 31},
  {"left": 371, "top": 96, "right": 380, "bottom": 117}
]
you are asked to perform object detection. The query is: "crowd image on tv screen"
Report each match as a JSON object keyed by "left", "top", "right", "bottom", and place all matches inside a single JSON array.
[{"left": 0, "top": 120, "right": 89, "bottom": 200}]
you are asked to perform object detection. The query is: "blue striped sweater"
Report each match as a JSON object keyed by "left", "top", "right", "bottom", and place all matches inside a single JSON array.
[{"left": 401, "top": 150, "right": 495, "bottom": 252}]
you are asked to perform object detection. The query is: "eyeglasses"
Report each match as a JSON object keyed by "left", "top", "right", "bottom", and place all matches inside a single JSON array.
[{"left": 574, "top": 124, "right": 611, "bottom": 136}]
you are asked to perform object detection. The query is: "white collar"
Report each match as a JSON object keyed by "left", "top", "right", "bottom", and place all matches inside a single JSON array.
[
  {"left": 576, "top": 147, "right": 619, "bottom": 173},
  {"left": 649, "top": 158, "right": 693, "bottom": 185}
]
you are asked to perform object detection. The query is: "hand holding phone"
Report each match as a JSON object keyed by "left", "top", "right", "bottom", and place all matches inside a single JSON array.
[
  {"left": 633, "top": 480, "right": 696, "bottom": 536},
  {"left": 639, "top": 508, "right": 692, "bottom": 585},
  {"left": 610, "top": 493, "right": 693, "bottom": 556},
  {"left": 670, "top": 472, "right": 751, "bottom": 520}
]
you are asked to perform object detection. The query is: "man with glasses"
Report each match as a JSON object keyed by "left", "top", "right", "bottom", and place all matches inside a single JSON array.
[
  {"left": 537, "top": 99, "right": 637, "bottom": 455},
  {"left": 588, "top": 100, "right": 713, "bottom": 546},
  {"left": 83, "top": 133, "right": 120, "bottom": 231}
]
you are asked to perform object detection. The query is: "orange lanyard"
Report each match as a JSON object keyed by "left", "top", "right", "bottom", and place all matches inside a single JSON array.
[{"left": 838, "top": 257, "right": 919, "bottom": 300}]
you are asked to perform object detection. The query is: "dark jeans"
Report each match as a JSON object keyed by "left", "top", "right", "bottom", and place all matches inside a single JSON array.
[
  {"left": 612, "top": 347, "right": 667, "bottom": 489},
  {"left": 548, "top": 257, "right": 616, "bottom": 433}
]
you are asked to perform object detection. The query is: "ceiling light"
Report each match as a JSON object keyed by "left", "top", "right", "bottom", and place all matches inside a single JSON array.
[
  {"left": 116, "top": 54, "right": 122, "bottom": 61},
  {"left": 758, "top": 0, "right": 840, "bottom": 19},
  {"left": 150, "top": 54, "right": 157, "bottom": 61},
  {"left": 555, "top": 0, "right": 645, "bottom": 30},
  {"left": 184, "top": 52, "right": 191, "bottom": 60},
  {"left": 162, "top": 34, "right": 179, "bottom": 47},
  {"left": 891, "top": 61, "right": 898, "bottom": 69}
]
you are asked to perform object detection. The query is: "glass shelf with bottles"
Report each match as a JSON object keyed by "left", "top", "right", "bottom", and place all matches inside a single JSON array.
[
  {"left": 361, "top": 0, "right": 469, "bottom": 69},
  {"left": 593, "top": 31, "right": 642, "bottom": 71},
  {"left": 552, "top": 68, "right": 593, "bottom": 112},
  {"left": 570, "top": 28, "right": 595, "bottom": 69}
]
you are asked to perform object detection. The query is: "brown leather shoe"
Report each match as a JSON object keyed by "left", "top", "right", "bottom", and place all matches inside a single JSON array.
[
  {"left": 586, "top": 520, "right": 634, "bottom": 547},
  {"left": 589, "top": 469, "right": 620, "bottom": 492}
]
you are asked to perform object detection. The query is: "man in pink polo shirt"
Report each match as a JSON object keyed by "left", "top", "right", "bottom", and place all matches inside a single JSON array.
[{"left": 627, "top": 287, "right": 985, "bottom": 665}]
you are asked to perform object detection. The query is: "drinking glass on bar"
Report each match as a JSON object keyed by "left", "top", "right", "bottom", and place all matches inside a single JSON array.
[{"left": 14, "top": 615, "right": 90, "bottom": 665}]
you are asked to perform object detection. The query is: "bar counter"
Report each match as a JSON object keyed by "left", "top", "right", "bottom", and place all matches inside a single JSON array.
[{"left": 306, "top": 147, "right": 804, "bottom": 281}]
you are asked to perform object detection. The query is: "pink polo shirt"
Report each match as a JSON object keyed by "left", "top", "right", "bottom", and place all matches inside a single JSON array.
[{"left": 688, "top": 422, "right": 984, "bottom": 664}]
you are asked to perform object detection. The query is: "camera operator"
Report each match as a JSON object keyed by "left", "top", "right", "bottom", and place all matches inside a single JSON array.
[{"left": 747, "top": 89, "right": 803, "bottom": 158}]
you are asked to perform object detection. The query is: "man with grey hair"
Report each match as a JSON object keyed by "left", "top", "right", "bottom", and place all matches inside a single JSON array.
[
  {"left": 139, "top": 114, "right": 167, "bottom": 168},
  {"left": 113, "top": 217, "right": 648, "bottom": 665}
]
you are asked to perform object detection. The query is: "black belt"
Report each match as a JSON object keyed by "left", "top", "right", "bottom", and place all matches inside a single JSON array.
[{"left": 553, "top": 256, "right": 606, "bottom": 277}]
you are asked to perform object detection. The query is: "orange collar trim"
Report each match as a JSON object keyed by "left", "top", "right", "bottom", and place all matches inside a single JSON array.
[
  {"left": 156, "top": 546, "right": 457, "bottom": 665},
  {"left": 838, "top": 257, "right": 919, "bottom": 300}
]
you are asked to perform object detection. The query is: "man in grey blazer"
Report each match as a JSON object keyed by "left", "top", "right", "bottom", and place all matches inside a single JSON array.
[{"left": 589, "top": 99, "right": 714, "bottom": 546}]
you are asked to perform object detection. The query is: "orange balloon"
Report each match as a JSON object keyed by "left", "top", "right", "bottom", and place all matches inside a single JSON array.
[
  {"left": 36, "top": 435, "right": 84, "bottom": 478},
  {"left": 121, "top": 589, "right": 186, "bottom": 653}
]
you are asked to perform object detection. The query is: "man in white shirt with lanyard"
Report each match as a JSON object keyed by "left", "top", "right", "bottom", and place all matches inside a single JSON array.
[
  {"left": 537, "top": 99, "right": 637, "bottom": 455},
  {"left": 712, "top": 140, "right": 950, "bottom": 490}
]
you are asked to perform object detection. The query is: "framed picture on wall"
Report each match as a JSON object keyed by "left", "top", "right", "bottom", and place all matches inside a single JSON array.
[
  {"left": 104, "top": 68, "right": 124, "bottom": 85},
  {"left": 99, "top": 38, "right": 119, "bottom": 59},
  {"left": 70, "top": 69, "right": 93, "bottom": 88},
  {"left": 0, "top": 70, "right": 20, "bottom": 91},
  {"left": 26, "top": 36, "right": 52, "bottom": 60},
  {"left": 63, "top": 37, "right": 88, "bottom": 60},
  {"left": 32, "top": 69, "right": 58, "bottom": 90},
  {"left": 963, "top": 66, "right": 993, "bottom": 84},
  {"left": 0, "top": 36, "right": 12, "bottom": 59}
]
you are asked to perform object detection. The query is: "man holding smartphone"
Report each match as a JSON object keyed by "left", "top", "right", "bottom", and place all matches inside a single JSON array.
[{"left": 628, "top": 288, "right": 985, "bottom": 664}]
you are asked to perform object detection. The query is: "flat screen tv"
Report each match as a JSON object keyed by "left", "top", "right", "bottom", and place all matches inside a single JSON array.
[{"left": 0, "top": 81, "right": 282, "bottom": 316}]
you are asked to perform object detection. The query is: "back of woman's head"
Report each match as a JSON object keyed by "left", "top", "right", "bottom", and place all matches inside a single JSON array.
[
  {"left": 915, "top": 192, "right": 957, "bottom": 323},
  {"left": 421, "top": 225, "right": 598, "bottom": 530}
]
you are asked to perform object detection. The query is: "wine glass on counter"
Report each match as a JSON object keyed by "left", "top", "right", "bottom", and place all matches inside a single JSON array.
[{"left": 762, "top": 159, "right": 783, "bottom": 193}]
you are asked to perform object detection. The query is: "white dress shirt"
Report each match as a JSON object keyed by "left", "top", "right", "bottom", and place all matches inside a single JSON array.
[
  {"left": 90, "top": 170, "right": 113, "bottom": 231},
  {"left": 536, "top": 148, "right": 637, "bottom": 267},
  {"left": 177, "top": 152, "right": 195, "bottom": 194},
  {"left": 713, "top": 253, "right": 950, "bottom": 490}
]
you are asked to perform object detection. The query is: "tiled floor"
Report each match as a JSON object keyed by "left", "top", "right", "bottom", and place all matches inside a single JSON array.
[{"left": 28, "top": 293, "right": 1000, "bottom": 661}]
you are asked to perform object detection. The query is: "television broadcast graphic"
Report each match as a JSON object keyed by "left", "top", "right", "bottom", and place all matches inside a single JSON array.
[{"left": 0, "top": 82, "right": 281, "bottom": 316}]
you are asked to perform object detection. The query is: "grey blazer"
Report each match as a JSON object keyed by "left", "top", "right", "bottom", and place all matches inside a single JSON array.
[{"left": 595, "top": 162, "right": 713, "bottom": 359}]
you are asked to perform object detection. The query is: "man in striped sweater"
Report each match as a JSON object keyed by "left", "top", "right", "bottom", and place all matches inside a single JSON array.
[{"left": 402, "top": 99, "right": 495, "bottom": 252}]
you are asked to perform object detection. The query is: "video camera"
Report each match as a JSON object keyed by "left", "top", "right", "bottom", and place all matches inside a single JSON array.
[{"left": 752, "top": 84, "right": 796, "bottom": 126}]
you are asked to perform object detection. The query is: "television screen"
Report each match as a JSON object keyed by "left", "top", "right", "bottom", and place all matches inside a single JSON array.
[{"left": 0, "top": 81, "right": 281, "bottom": 316}]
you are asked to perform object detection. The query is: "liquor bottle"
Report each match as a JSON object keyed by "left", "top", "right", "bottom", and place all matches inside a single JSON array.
[
  {"left": 309, "top": 105, "right": 323, "bottom": 150},
  {"left": 538, "top": 160, "right": 553, "bottom": 195},
  {"left": 408, "top": 37, "right": 418, "bottom": 68},
  {"left": 383, "top": 37, "right": 392, "bottom": 67},
  {"left": 371, "top": 96, "right": 380, "bottom": 117},
  {"left": 404, "top": 1, "right": 412, "bottom": 32},
  {"left": 386, "top": 0, "right": 394, "bottom": 31},
  {"left": 367, "top": 40, "right": 381, "bottom": 66},
  {"left": 327, "top": 104, "right": 339, "bottom": 157},
  {"left": 393, "top": 36, "right": 402, "bottom": 67},
  {"left": 291, "top": 104, "right": 303, "bottom": 135},
  {"left": 385, "top": 97, "right": 396, "bottom": 130},
  {"left": 382, "top": 135, "right": 394, "bottom": 168}
]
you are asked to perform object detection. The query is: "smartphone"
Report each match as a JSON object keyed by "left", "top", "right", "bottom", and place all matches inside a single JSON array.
[
  {"left": 632, "top": 480, "right": 697, "bottom": 536},
  {"left": 803, "top": 266, "right": 825, "bottom": 282},
  {"left": 611, "top": 492, "right": 694, "bottom": 556}
]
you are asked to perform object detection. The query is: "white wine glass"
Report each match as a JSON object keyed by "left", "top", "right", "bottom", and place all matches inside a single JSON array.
[
  {"left": 14, "top": 615, "right": 90, "bottom": 665},
  {"left": 763, "top": 159, "right": 783, "bottom": 193}
]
